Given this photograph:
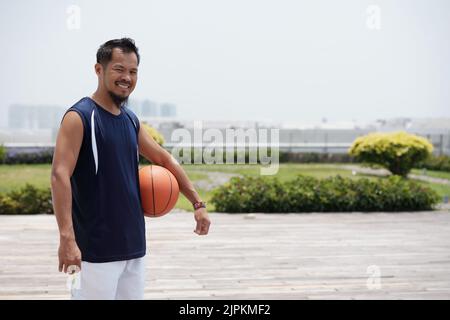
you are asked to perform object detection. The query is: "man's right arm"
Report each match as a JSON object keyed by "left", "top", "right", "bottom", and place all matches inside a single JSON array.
[{"left": 50, "top": 111, "right": 83, "bottom": 273}]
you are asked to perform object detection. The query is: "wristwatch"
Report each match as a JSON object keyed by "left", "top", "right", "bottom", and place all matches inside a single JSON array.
[{"left": 193, "top": 201, "right": 207, "bottom": 210}]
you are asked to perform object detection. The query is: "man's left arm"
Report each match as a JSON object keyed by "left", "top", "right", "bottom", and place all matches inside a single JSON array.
[{"left": 138, "top": 122, "right": 211, "bottom": 235}]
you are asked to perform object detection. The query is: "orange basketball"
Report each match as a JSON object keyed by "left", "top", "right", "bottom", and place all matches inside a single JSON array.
[{"left": 139, "top": 165, "right": 179, "bottom": 217}]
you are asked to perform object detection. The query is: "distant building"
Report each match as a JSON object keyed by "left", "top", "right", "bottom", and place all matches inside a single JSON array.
[
  {"left": 127, "top": 99, "right": 170, "bottom": 118},
  {"left": 126, "top": 98, "right": 141, "bottom": 115},
  {"left": 8, "top": 104, "right": 64, "bottom": 130},
  {"left": 2, "top": 103, "right": 449, "bottom": 156},
  {"left": 141, "top": 99, "right": 158, "bottom": 117},
  {"left": 160, "top": 103, "right": 177, "bottom": 117}
]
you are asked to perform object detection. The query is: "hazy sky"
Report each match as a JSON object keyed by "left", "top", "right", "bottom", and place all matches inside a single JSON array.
[{"left": 1, "top": 0, "right": 449, "bottom": 127}]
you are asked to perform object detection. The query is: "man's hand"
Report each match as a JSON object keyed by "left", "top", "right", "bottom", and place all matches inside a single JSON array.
[
  {"left": 194, "top": 208, "right": 211, "bottom": 235},
  {"left": 58, "top": 237, "right": 82, "bottom": 273}
]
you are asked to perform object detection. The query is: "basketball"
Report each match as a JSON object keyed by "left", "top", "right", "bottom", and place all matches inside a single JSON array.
[{"left": 139, "top": 165, "right": 179, "bottom": 217}]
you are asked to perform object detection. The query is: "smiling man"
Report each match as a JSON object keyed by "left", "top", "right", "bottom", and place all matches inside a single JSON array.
[{"left": 50, "top": 38, "right": 210, "bottom": 300}]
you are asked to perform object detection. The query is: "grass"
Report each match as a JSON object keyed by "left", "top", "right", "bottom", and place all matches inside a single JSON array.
[
  {"left": 417, "top": 181, "right": 450, "bottom": 201},
  {"left": 0, "top": 164, "right": 51, "bottom": 193},
  {"left": 175, "top": 188, "right": 214, "bottom": 212},
  {"left": 0, "top": 163, "right": 214, "bottom": 211},
  {"left": 182, "top": 163, "right": 366, "bottom": 181},
  {"left": 1, "top": 163, "right": 449, "bottom": 211}
]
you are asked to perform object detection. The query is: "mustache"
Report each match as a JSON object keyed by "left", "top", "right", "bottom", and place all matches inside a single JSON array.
[
  {"left": 116, "top": 81, "right": 131, "bottom": 85},
  {"left": 107, "top": 90, "right": 129, "bottom": 108}
]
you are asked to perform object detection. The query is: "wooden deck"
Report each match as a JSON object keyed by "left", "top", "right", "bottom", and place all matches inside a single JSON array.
[{"left": 1, "top": 210, "right": 450, "bottom": 300}]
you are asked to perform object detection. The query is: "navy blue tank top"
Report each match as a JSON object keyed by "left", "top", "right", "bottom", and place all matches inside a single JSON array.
[{"left": 62, "top": 97, "right": 146, "bottom": 263}]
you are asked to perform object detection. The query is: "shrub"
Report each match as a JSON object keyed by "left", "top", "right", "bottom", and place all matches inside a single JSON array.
[
  {"left": 416, "top": 155, "right": 450, "bottom": 172},
  {"left": 210, "top": 174, "right": 439, "bottom": 213},
  {"left": 283, "top": 152, "right": 355, "bottom": 163},
  {"left": 207, "top": 175, "right": 283, "bottom": 212},
  {"left": 3, "top": 149, "right": 54, "bottom": 164},
  {"left": 349, "top": 131, "right": 433, "bottom": 177},
  {"left": 141, "top": 123, "right": 165, "bottom": 146},
  {"left": 0, "top": 144, "right": 5, "bottom": 163},
  {"left": 163, "top": 148, "right": 355, "bottom": 165},
  {"left": 0, "top": 184, "right": 53, "bottom": 215}
]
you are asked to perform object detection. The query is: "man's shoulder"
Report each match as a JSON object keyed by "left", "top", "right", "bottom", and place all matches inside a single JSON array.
[
  {"left": 123, "top": 106, "right": 139, "bottom": 119},
  {"left": 122, "top": 106, "right": 140, "bottom": 128},
  {"left": 69, "top": 97, "right": 95, "bottom": 113}
]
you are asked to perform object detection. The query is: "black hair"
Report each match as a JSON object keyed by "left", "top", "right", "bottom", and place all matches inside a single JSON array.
[{"left": 96, "top": 38, "right": 140, "bottom": 67}]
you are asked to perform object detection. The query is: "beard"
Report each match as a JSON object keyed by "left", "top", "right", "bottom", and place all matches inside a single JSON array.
[{"left": 107, "top": 90, "right": 129, "bottom": 108}]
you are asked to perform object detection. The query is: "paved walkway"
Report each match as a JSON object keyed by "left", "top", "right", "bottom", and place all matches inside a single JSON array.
[
  {"left": 1, "top": 210, "right": 450, "bottom": 300},
  {"left": 343, "top": 164, "right": 450, "bottom": 185},
  {"left": 192, "top": 170, "right": 242, "bottom": 191}
]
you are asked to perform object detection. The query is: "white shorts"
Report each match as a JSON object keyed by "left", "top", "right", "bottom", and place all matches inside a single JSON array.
[{"left": 71, "top": 256, "right": 146, "bottom": 300}]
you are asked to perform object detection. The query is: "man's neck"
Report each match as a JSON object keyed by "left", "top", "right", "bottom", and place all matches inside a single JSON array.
[{"left": 91, "top": 90, "right": 121, "bottom": 114}]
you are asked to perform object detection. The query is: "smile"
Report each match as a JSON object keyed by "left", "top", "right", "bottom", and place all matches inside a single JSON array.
[{"left": 116, "top": 82, "right": 130, "bottom": 89}]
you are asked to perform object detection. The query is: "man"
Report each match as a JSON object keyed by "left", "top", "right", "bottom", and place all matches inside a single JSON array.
[{"left": 51, "top": 38, "right": 210, "bottom": 300}]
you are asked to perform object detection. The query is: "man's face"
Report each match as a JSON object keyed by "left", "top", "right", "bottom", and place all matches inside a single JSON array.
[{"left": 98, "top": 48, "right": 138, "bottom": 106}]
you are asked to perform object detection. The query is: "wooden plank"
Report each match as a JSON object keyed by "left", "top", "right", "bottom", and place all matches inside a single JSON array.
[{"left": 0, "top": 211, "right": 449, "bottom": 299}]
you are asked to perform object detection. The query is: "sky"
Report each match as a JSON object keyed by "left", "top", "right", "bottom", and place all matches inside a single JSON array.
[{"left": 0, "top": 0, "right": 449, "bottom": 127}]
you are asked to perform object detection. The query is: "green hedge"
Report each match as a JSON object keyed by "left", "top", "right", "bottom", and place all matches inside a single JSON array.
[
  {"left": 2, "top": 144, "right": 356, "bottom": 165},
  {"left": 416, "top": 155, "right": 450, "bottom": 172},
  {"left": 0, "top": 144, "right": 5, "bottom": 163},
  {"left": 210, "top": 175, "right": 440, "bottom": 213},
  {"left": 1, "top": 149, "right": 54, "bottom": 164},
  {"left": 0, "top": 175, "right": 441, "bottom": 214},
  {"left": 0, "top": 184, "right": 53, "bottom": 215},
  {"left": 164, "top": 148, "right": 355, "bottom": 165}
]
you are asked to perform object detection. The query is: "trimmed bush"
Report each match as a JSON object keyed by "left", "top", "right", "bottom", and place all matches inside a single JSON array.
[
  {"left": 0, "top": 144, "right": 5, "bottom": 163},
  {"left": 3, "top": 149, "right": 54, "bottom": 164},
  {"left": 0, "top": 184, "right": 53, "bottom": 215},
  {"left": 210, "top": 175, "right": 440, "bottom": 213},
  {"left": 416, "top": 155, "right": 450, "bottom": 172},
  {"left": 281, "top": 152, "right": 356, "bottom": 163},
  {"left": 141, "top": 123, "right": 165, "bottom": 146},
  {"left": 1, "top": 142, "right": 356, "bottom": 166},
  {"left": 164, "top": 148, "right": 355, "bottom": 165},
  {"left": 349, "top": 131, "right": 433, "bottom": 177}
]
